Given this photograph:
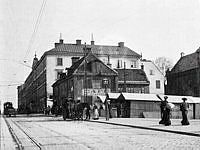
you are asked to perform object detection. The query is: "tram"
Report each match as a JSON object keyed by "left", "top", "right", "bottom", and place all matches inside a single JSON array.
[{"left": 3, "top": 102, "right": 17, "bottom": 117}]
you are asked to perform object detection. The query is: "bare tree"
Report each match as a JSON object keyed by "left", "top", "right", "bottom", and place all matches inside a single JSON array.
[{"left": 154, "top": 57, "right": 173, "bottom": 75}]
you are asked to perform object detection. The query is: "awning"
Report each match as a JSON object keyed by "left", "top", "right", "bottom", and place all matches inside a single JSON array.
[
  {"left": 108, "top": 93, "right": 121, "bottom": 99},
  {"left": 97, "top": 93, "right": 200, "bottom": 104},
  {"left": 97, "top": 95, "right": 106, "bottom": 103},
  {"left": 97, "top": 93, "right": 121, "bottom": 103},
  {"left": 122, "top": 93, "right": 160, "bottom": 102}
]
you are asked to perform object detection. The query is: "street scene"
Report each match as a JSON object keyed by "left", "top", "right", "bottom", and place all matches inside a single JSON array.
[
  {"left": 1, "top": 0, "right": 200, "bottom": 149},
  {"left": 1, "top": 115, "right": 200, "bottom": 150}
]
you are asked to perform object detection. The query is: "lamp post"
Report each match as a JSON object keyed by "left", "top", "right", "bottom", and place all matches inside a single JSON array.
[{"left": 103, "top": 78, "right": 110, "bottom": 121}]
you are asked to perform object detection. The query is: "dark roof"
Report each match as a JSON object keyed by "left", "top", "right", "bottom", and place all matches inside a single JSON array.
[
  {"left": 45, "top": 43, "right": 140, "bottom": 57},
  {"left": 67, "top": 52, "right": 118, "bottom": 77},
  {"left": 115, "top": 69, "right": 149, "bottom": 83},
  {"left": 66, "top": 56, "right": 85, "bottom": 77},
  {"left": 171, "top": 50, "right": 200, "bottom": 73}
]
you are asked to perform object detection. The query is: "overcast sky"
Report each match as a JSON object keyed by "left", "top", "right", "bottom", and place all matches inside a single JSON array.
[{"left": 1, "top": 0, "right": 200, "bottom": 108}]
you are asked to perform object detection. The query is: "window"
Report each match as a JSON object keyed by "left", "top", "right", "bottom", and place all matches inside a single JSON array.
[
  {"left": 117, "top": 60, "right": 123, "bottom": 68},
  {"left": 57, "top": 58, "right": 63, "bottom": 66},
  {"left": 56, "top": 69, "right": 63, "bottom": 79},
  {"left": 150, "top": 70, "right": 154, "bottom": 75},
  {"left": 131, "top": 61, "right": 136, "bottom": 68},
  {"left": 156, "top": 80, "right": 161, "bottom": 89}
]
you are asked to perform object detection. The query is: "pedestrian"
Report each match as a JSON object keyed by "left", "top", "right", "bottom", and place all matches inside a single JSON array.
[
  {"left": 180, "top": 98, "right": 190, "bottom": 125},
  {"left": 62, "top": 100, "right": 69, "bottom": 120},
  {"left": 93, "top": 104, "right": 99, "bottom": 120},
  {"left": 163, "top": 99, "right": 172, "bottom": 126},
  {"left": 159, "top": 99, "right": 166, "bottom": 124},
  {"left": 83, "top": 106, "right": 87, "bottom": 120},
  {"left": 157, "top": 95, "right": 167, "bottom": 124},
  {"left": 157, "top": 95, "right": 171, "bottom": 126},
  {"left": 85, "top": 104, "right": 91, "bottom": 120},
  {"left": 46, "top": 105, "right": 51, "bottom": 115}
]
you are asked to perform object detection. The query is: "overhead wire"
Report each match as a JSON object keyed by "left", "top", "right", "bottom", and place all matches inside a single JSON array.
[{"left": 23, "top": 0, "right": 47, "bottom": 61}]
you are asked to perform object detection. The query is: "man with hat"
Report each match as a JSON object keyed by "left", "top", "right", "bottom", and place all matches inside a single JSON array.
[{"left": 180, "top": 98, "right": 190, "bottom": 125}]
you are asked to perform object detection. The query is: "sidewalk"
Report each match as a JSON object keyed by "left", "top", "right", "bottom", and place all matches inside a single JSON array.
[
  {"left": 90, "top": 117, "right": 200, "bottom": 137},
  {"left": 0, "top": 115, "right": 17, "bottom": 150}
]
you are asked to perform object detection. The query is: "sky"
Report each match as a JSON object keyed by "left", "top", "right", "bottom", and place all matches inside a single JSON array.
[{"left": 1, "top": 0, "right": 200, "bottom": 110}]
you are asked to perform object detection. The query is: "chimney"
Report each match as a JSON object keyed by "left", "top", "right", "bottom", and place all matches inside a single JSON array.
[
  {"left": 118, "top": 42, "right": 124, "bottom": 47},
  {"left": 55, "top": 43, "right": 59, "bottom": 47},
  {"left": 91, "top": 33, "right": 95, "bottom": 45},
  {"left": 76, "top": 39, "right": 81, "bottom": 45},
  {"left": 181, "top": 52, "right": 185, "bottom": 58},
  {"left": 107, "top": 55, "right": 112, "bottom": 67},
  {"left": 71, "top": 57, "right": 80, "bottom": 65},
  {"left": 91, "top": 40, "right": 95, "bottom": 45},
  {"left": 55, "top": 38, "right": 64, "bottom": 48},
  {"left": 59, "top": 39, "right": 63, "bottom": 44},
  {"left": 141, "top": 63, "right": 144, "bottom": 70}
]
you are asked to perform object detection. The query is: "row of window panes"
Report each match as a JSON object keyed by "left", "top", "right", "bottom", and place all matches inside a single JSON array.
[
  {"left": 57, "top": 57, "right": 137, "bottom": 68},
  {"left": 118, "top": 87, "right": 145, "bottom": 93}
]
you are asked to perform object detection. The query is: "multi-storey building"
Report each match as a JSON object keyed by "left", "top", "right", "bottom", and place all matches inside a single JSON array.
[
  {"left": 18, "top": 38, "right": 141, "bottom": 113},
  {"left": 166, "top": 48, "right": 200, "bottom": 97},
  {"left": 52, "top": 52, "right": 118, "bottom": 106}
]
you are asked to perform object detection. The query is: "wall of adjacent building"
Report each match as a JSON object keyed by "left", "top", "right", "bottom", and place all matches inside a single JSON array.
[
  {"left": 141, "top": 60, "right": 165, "bottom": 94},
  {"left": 46, "top": 55, "right": 72, "bottom": 98}
]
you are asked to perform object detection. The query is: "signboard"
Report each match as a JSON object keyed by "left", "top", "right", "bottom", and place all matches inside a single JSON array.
[{"left": 82, "top": 89, "right": 111, "bottom": 96}]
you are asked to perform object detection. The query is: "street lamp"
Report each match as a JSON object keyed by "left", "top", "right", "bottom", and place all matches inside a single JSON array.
[{"left": 103, "top": 78, "right": 110, "bottom": 121}]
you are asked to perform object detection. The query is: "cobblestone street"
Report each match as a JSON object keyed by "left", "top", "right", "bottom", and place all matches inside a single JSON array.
[{"left": 1, "top": 115, "right": 200, "bottom": 150}]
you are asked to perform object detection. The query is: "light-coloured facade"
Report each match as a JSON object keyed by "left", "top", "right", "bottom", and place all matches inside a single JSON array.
[
  {"left": 140, "top": 59, "right": 165, "bottom": 94},
  {"left": 18, "top": 39, "right": 141, "bottom": 112}
]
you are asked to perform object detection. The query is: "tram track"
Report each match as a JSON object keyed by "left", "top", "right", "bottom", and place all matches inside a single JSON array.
[
  {"left": 4, "top": 116, "right": 24, "bottom": 150},
  {"left": 4, "top": 117, "right": 42, "bottom": 150},
  {"left": 5, "top": 117, "right": 93, "bottom": 149},
  {"left": 29, "top": 122, "right": 94, "bottom": 149}
]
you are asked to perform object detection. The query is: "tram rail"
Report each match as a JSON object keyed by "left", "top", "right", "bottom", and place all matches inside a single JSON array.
[{"left": 4, "top": 117, "right": 42, "bottom": 150}]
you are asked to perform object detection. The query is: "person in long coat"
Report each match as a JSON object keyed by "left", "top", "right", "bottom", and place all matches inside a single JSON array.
[
  {"left": 159, "top": 99, "right": 166, "bottom": 124},
  {"left": 93, "top": 104, "right": 99, "bottom": 120},
  {"left": 85, "top": 104, "right": 91, "bottom": 120},
  {"left": 62, "top": 100, "right": 69, "bottom": 120},
  {"left": 180, "top": 98, "right": 190, "bottom": 125},
  {"left": 163, "top": 101, "right": 172, "bottom": 126},
  {"left": 157, "top": 95, "right": 171, "bottom": 126}
]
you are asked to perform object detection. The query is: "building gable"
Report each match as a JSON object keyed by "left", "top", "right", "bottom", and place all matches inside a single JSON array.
[
  {"left": 171, "top": 51, "right": 199, "bottom": 73},
  {"left": 68, "top": 52, "right": 118, "bottom": 76}
]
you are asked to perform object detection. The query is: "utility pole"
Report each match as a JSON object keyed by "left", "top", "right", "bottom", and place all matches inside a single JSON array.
[
  {"left": 103, "top": 78, "right": 109, "bottom": 121},
  {"left": 83, "top": 43, "right": 87, "bottom": 103},
  {"left": 123, "top": 62, "right": 127, "bottom": 92}
]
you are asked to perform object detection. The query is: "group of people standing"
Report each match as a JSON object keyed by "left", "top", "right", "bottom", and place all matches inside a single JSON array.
[
  {"left": 158, "top": 95, "right": 190, "bottom": 126},
  {"left": 83, "top": 104, "right": 99, "bottom": 120},
  {"left": 61, "top": 99, "right": 100, "bottom": 121}
]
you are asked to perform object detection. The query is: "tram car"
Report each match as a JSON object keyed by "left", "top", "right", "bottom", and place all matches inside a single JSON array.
[{"left": 3, "top": 102, "right": 17, "bottom": 117}]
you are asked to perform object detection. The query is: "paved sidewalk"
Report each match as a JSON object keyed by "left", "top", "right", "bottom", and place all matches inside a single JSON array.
[
  {"left": 0, "top": 115, "right": 17, "bottom": 150},
  {"left": 90, "top": 117, "right": 200, "bottom": 137}
]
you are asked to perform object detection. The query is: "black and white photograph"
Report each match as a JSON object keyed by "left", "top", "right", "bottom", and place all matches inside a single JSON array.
[{"left": 0, "top": 0, "right": 200, "bottom": 149}]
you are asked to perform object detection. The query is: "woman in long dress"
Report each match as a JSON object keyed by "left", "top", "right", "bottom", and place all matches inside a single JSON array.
[
  {"left": 93, "top": 105, "right": 99, "bottom": 120},
  {"left": 180, "top": 98, "right": 190, "bottom": 125}
]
